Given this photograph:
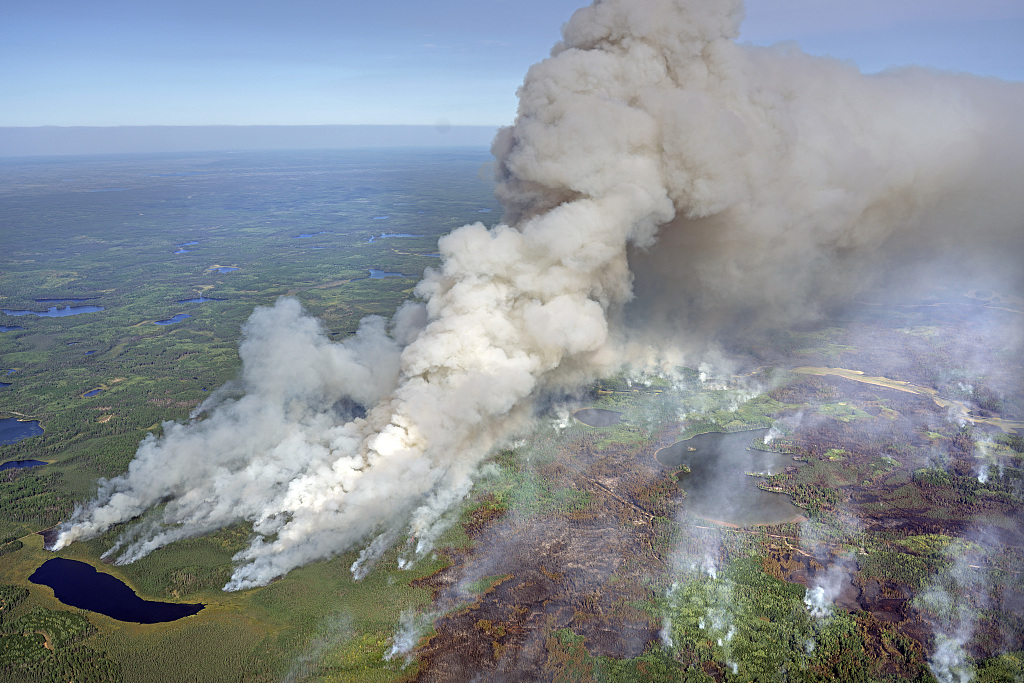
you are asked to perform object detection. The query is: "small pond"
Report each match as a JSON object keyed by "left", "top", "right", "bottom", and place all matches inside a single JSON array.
[
  {"left": 0, "top": 325, "right": 24, "bottom": 332},
  {"left": 29, "top": 558, "right": 205, "bottom": 624},
  {"left": 367, "top": 232, "right": 415, "bottom": 243},
  {"left": 177, "top": 296, "right": 222, "bottom": 303},
  {"left": 574, "top": 409, "right": 623, "bottom": 427},
  {"left": 0, "top": 459, "right": 46, "bottom": 472},
  {"left": 0, "top": 417, "right": 44, "bottom": 446},
  {"left": 210, "top": 266, "right": 239, "bottom": 273},
  {"left": 294, "top": 231, "right": 330, "bottom": 238},
  {"left": 84, "top": 388, "right": 104, "bottom": 397},
  {"left": 352, "top": 269, "right": 407, "bottom": 280},
  {"left": 656, "top": 429, "right": 805, "bottom": 527},
  {"left": 154, "top": 314, "right": 191, "bottom": 325},
  {"left": 2, "top": 305, "right": 104, "bottom": 317}
]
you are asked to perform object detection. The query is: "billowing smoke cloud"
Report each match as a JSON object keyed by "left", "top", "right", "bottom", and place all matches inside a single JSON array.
[{"left": 52, "top": 0, "right": 1024, "bottom": 589}]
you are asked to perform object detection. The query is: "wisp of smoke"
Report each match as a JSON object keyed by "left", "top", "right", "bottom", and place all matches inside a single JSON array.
[
  {"left": 51, "top": 0, "right": 1024, "bottom": 590},
  {"left": 385, "top": 609, "right": 433, "bottom": 664},
  {"left": 803, "top": 557, "right": 853, "bottom": 620}
]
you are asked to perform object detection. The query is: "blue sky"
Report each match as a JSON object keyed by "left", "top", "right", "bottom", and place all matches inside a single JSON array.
[{"left": 3, "top": 0, "right": 1022, "bottom": 128}]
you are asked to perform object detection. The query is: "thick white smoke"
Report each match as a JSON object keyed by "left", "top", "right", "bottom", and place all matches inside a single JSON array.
[{"left": 53, "top": 0, "right": 1024, "bottom": 589}]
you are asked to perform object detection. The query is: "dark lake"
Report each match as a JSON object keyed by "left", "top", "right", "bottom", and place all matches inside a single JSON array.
[
  {"left": 0, "top": 381, "right": 9, "bottom": 389},
  {"left": 173, "top": 248, "right": 194, "bottom": 254},
  {"left": 574, "top": 408, "right": 623, "bottom": 427},
  {"left": 294, "top": 231, "right": 330, "bottom": 238},
  {"left": 29, "top": 558, "right": 204, "bottom": 624},
  {"left": 154, "top": 313, "right": 191, "bottom": 325},
  {"left": 656, "top": 429, "right": 804, "bottom": 527},
  {"left": 0, "top": 417, "right": 44, "bottom": 445},
  {"left": 84, "top": 388, "right": 104, "bottom": 397},
  {"left": 0, "top": 325, "right": 24, "bottom": 332},
  {"left": 0, "top": 459, "right": 46, "bottom": 472},
  {"left": 211, "top": 266, "right": 239, "bottom": 273},
  {"left": 2, "top": 305, "right": 104, "bottom": 317}
]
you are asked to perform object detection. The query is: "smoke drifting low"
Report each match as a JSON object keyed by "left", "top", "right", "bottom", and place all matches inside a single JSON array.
[{"left": 53, "top": 0, "right": 1024, "bottom": 589}]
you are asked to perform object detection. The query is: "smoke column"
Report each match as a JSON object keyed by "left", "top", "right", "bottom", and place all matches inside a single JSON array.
[{"left": 52, "top": 0, "right": 1024, "bottom": 590}]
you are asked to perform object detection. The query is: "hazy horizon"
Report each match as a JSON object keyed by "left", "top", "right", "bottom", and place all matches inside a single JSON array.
[{"left": 0, "top": 125, "right": 497, "bottom": 157}]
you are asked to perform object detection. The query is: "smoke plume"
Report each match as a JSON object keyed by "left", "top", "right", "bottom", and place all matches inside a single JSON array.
[{"left": 52, "top": 0, "right": 1024, "bottom": 590}]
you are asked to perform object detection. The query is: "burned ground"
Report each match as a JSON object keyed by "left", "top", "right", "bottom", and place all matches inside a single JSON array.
[{"left": 409, "top": 367, "right": 1022, "bottom": 681}]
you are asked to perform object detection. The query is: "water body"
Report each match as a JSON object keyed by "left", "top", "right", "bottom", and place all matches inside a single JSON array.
[
  {"left": 294, "top": 231, "right": 329, "bottom": 238},
  {"left": 0, "top": 459, "right": 46, "bottom": 472},
  {"left": 2, "top": 305, "right": 104, "bottom": 317},
  {"left": 210, "top": 266, "right": 239, "bottom": 273},
  {"left": 85, "top": 350, "right": 97, "bottom": 355},
  {"left": 154, "top": 314, "right": 191, "bottom": 325},
  {"left": 177, "top": 296, "right": 222, "bottom": 303},
  {"left": 574, "top": 409, "right": 623, "bottom": 427},
  {"left": 0, "top": 382, "right": 10, "bottom": 389},
  {"left": 656, "top": 429, "right": 805, "bottom": 526},
  {"left": 367, "top": 232, "right": 416, "bottom": 243},
  {"left": 173, "top": 248, "right": 194, "bottom": 254},
  {"left": 0, "top": 326, "right": 24, "bottom": 332},
  {"left": 0, "top": 418, "right": 44, "bottom": 446},
  {"left": 177, "top": 241, "right": 199, "bottom": 246},
  {"left": 372, "top": 216, "right": 389, "bottom": 220},
  {"left": 84, "top": 388, "right": 104, "bottom": 397},
  {"left": 29, "top": 559, "right": 205, "bottom": 624},
  {"left": 352, "top": 269, "right": 407, "bottom": 280}
]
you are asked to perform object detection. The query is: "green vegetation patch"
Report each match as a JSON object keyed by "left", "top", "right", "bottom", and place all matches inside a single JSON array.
[
  {"left": 858, "top": 551, "right": 939, "bottom": 588},
  {"left": 0, "top": 604, "right": 120, "bottom": 683},
  {"left": 544, "top": 629, "right": 690, "bottom": 682},
  {"left": 661, "top": 558, "right": 929, "bottom": 682},
  {"left": 816, "top": 403, "right": 872, "bottom": 423}
]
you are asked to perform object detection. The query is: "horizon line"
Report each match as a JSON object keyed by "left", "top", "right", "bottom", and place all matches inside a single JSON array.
[{"left": 0, "top": 124, "right": 501, "bottom": 157}]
